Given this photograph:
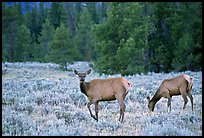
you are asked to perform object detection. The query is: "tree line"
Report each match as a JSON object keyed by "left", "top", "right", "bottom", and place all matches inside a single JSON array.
[{"left": 2, "top": 2, "right": 202, "bottom": 75}]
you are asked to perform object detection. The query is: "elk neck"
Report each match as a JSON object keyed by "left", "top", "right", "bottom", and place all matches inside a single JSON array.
[
  {"left": 150, "top": 90, "right": 162, "bottom": 107},
  {"left": 80, "top": 81, "right": 89, "bottom": 96}
]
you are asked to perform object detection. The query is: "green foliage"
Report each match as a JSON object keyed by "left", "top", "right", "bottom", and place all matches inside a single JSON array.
[
  {"left": 38, "top": 19, "right": 54, "bottom": 62},
  {"left": 36, "top": 2, "right": 47, "bottom": 36},
  {"left": 93, "top": 2, "right": 154, "bottom": 75},
  {"left": 30, "top": 3, "right": 38, "bottom": 41},
  {"left": 145, "top": 2, "right": 201, "bottom": 73},
  {"left": 48, "top": 2, "right": 63, "bottom": 29},
  {"left": 47, "top": 23, "right": 80, "bottom": 70},
  {"left": 172, "top": 33, "right": 199, "bottom": 71},
  {"left": 2, "top": 35, "right": 8, "bottom": 61},
  {"left": 14, "top": 24, "right": 32, "bottom": 61},
  {"left": 2, "top": 3, "right": 23, "bottom": 62},
  {"left": 171, "top": 3, "right": 202, "bottom": 71},
  {"left": 86, "top": 2, "right": 99, "bottom": 24},
  {"left": 74, "top": 6, "right": 95, "bottom": 61},
  {"left": 60, "top": 3, "right": 76, "bottom": 35},
  {"left": 2, "top": 2, "right": 202, "bottom": 74}
]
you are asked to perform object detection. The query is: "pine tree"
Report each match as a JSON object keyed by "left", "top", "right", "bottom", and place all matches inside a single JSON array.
[
  {"left": 93, "top": 2, "right": 154, "bottom": 75},
  {"left": 48, "top": 23, "right": 80, "bottom": 70},
  {"left": 2, "top": 34, "right": 8, "bottom": 61},
  {"left": 75, "top": 2, "right": 83, "bottom": 23},
  {"left": 38, "top": 19, "right": 54, "bottom": 61},
  {"left": 17, "top": 2, "right": 24, "bottom": 25},
  {"left": 96, "top": 2, "right": 108, "bottom": 24},
  {"left": 147, "top": 2, "right": 175, "bottom": 72},
  {"left": 62, "top": 2, "right": 77, "bottom": 36},
  {"left": 74, "top": 6, "right": 95, "bottom": 61},
  {"left": 14, "top": 24, "right": 32, "bottom": 61},
  {"left": 2, "top": 3, "right": 22, "bottom": 62},
  {"left": 25, "top": 2, "right": 31, "bottom": 29},
  {"left": 93, "top": 3, "right": 123, "bottom": 74},
  {"left": 37, "top": 2, "right": 47, "bottom": 36},
  {"left": 86, "top": 2, "right": 98, "bottom": 23},
  {"left": 48, "top": 2, "right": 62, "bottom": 29},
  {"left": 30, "top": 2, "right": 38, "bottom": 42},
  {"left": 170, "top": 2, "right": 202, "bottom": 71}
]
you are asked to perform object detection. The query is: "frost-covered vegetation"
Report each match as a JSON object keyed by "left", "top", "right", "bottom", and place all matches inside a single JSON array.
[{"left": 2, "top": 62, "right": 202, "bottom": 136}]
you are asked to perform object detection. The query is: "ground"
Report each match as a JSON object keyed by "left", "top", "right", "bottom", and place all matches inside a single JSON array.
[{"left": 2, "top": 62, "right": 202, "bottom": 136}]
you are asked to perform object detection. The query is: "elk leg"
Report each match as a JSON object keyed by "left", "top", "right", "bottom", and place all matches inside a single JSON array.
[
  {"left": 95, "top": 101, "right": 99, "bottom": 121},
  {"left": 188, "top": 94, "right": 194, "bottom": 111},
  {"left": 181, "top": 90, "right": 188, "bottom": 110},
  {"left": 167, "top": 96, "right": 172, "bottom": 111},
  {"left": 87, "top": 100, "right": 98, "bottom": 121},
  {"left": 160, "top": 89, "right": 171, "bottom": 112},
  {"left": 117, "top": 99, "right": 126, "bottom": 123},
  {"left": 187, "top": 88, "right": 194, "bottom": 111}
]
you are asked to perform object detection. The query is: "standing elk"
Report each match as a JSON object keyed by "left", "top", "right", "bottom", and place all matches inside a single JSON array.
[
  {"left": 147, "top": 74, "right": 194, "bottom": 112},
  {"left": 74, "top": 69, "right": 132, "bottom": 122}
]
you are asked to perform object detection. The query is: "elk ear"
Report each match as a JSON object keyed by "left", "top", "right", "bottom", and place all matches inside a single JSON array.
[
  {"left": 74, "top": 69, "right": 78, "bottom": 75},
  {"left": 86, "top": 69, "right": 91, "bottom": 75}
]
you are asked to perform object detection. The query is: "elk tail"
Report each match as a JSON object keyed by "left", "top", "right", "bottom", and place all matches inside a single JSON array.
[{"left": 123, "top": 80, "right": 133, "bottom": 92}]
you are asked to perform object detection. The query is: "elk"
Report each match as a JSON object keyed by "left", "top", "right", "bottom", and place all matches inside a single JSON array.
[
  {"left": 74, "top": 69, "right": 132, "bottom": 122},
  {"left": 147, "top": 74, "right": 194, "bottom": 112}
]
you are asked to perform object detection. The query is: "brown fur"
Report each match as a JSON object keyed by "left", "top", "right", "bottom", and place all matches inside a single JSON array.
[
  {"left": 74, "top": 69, "right": 132, "bottom": 122},
  {"left": 147, "top": 74, "right": 194, "bottom": 112}
]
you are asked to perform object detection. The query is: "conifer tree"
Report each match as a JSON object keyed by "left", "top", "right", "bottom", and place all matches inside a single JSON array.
[
  {"left": 48, "top": 23, "right": 80, "bottom": 70},
  {"left": 38, "top": 19, "right": 54, "bottom": 61},
  {"left": 15, "top": 24, "right": 32, "bottom": 61}
]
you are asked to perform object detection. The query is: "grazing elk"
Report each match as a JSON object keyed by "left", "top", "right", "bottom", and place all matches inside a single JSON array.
[
  {"left": 147, "top": 74, "right": 194, "bottom": 112},
  {"left": 74, "top": 69, "right": 132, "bottom": 122}
]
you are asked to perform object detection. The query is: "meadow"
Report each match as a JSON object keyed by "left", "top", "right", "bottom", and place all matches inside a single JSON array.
[{"left": 2, "top": 62, "right": 202, "bottom": 136}]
